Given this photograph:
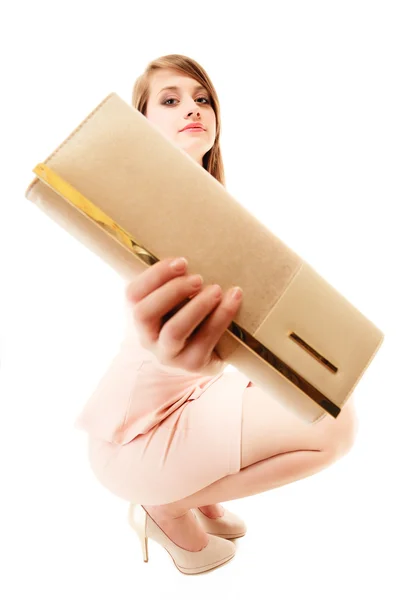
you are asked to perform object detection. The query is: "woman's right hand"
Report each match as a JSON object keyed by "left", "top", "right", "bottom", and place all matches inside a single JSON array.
[{"left": 124, "top": 257, "right": 243, "bottom": 376}]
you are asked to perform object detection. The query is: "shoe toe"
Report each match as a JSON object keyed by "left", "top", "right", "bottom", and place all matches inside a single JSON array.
[
  {"left": 176, "top": 534, "right": 236, "bottom": 575},
  {"left": 193, "top": 507, "right": 247, "bottom": 538}
]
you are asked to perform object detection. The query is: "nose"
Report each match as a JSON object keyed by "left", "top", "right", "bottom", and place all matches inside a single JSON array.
[{"left": 184, "top": 97, "right": 201, "bottom": 117}]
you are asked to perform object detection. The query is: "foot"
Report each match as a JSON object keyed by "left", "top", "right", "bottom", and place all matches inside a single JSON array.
[
  {"left": 198, "top": 503, "right": 225, "bottom": 519},
  {"left": 142, "top": 505, "right": 209, "bottom": 552}
]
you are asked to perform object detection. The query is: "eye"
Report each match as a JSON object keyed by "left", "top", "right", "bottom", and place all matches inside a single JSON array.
[{"left": 162, "top": 97, "right": 210, "bottom": 106}]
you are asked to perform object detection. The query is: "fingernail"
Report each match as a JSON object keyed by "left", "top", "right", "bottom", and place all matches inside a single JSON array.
[
  {"left": 230, "top": 287, "right": 243, "bottom": 301},
  {"left": 170, "top": 257, "right": 188, "bottom": 271},
  {"left": 188, "top": 274, "right": 203, "bottom": 287},
  {"left": 212, "top": 284, "right": 222, "bottom": 298}
]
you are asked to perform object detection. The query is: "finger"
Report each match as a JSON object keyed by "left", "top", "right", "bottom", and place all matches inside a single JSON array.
[
  {"left": 125, "top": 256, "right": 188, "bottom": 304},
  {"left": 158, "top": 284, "right": 223, "bottom": 356},
  {"left": 180, "top": 287, "right": 243, "bottom": 367},
  {"left": 133, "top": 273, "right": 205, "bottom": 345},
  {"left": 160, "top": 284, "right": 207, "bottom": 325}
]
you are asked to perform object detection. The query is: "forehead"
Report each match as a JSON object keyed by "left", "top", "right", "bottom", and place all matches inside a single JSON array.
[{"left": 149, "top": 69, "right": 207, "bottom": 96}]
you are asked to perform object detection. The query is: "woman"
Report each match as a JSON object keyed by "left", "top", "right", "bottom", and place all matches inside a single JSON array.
[{"left": 75, "top": 54, "right": 359, "bottom": 575}]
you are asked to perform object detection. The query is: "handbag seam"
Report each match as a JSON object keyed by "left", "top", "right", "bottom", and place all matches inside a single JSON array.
[
  {"left": 251, "top": 261, "right": 303, "bottom": 339},
  {"left": 26, "top": 92, "right": 116, "bottom": 196},
  {"left": 253, "top": 261, "right": 383, "bottom": 409}
]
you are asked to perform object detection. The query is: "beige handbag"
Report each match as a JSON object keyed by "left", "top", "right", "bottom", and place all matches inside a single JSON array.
[{"left": 25, "top": 92, "right": 384, "bottom": 424}]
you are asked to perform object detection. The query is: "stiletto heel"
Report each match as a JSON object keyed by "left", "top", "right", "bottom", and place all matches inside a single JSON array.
[
  {"left": 127, "top": 503, "right": 236, "bottom": 575},
  {"left": 128, "top": 503, "right": 148, "bottom": 562}
]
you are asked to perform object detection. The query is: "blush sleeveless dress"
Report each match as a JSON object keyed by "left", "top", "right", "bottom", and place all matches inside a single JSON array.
[{"left": 75, "top": 305, "right": 252, "bottom": 505}]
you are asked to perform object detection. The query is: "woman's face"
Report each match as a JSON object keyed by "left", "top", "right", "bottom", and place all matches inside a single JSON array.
[{"left": 145, "top": 68, "right": 217, "bottom": 166}]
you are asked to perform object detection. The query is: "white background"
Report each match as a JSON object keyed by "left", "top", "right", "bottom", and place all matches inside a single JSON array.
[{"left": 1, "top": 1, "right": 399, "bottom": 598}]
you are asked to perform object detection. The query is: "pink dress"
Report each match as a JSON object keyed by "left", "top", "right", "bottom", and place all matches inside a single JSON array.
[{"left": 75, "top": 305, "right": 252, "bottom": 505}]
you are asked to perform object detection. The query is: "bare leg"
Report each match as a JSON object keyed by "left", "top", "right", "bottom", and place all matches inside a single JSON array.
[
  {"left": 147, "top": 387, "right": 357, "bottom": 514},
  {"left": 144, "top": 386, "right": 358, "bottom": 546},
  {"left": 146, "top": 448, "right": 336, "bottom": 515}
]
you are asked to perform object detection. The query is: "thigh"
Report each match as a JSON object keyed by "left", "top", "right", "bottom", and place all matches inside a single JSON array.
[
  {"left": 240, "top": 385, "right": 358, "bottom": 469},
  {"left": 85, "top": 373, "right": 250, "bottom": 506}
]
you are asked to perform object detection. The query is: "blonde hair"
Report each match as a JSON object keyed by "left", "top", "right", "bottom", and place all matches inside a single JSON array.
[{"left": 131, "top": 54, "right": 226, "bottom": 187}]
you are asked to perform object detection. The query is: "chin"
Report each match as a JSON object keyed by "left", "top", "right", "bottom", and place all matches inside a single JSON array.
[{"left": 181, "top": 145, "right": 208, "bottom": 162}]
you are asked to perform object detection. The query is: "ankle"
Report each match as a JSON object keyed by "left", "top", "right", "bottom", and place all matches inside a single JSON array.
[
  {"left": 198, "top": 503, "right": 225, "bottom": 518},
  {"left": 142, "top": 504, "right": 188, "bottom": 521}
]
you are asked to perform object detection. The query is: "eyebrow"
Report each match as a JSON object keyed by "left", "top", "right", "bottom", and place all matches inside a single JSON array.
[{"left": 157, "top": 84, "right": 208, "bottom": 97}]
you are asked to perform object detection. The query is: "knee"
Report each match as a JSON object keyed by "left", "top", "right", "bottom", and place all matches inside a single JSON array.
[{"left": 323, "top": 393, "right": 359, "bottom": 460}]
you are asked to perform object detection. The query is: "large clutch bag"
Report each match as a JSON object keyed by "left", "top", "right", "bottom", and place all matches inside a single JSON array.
[{"left": 25, "top": 92, "right": 384, "bottom": 424}]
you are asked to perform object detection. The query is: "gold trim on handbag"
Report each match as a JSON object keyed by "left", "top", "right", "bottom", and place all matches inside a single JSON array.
[
  {"left": 32, "top": 162, "right": 342, "bottom": 418},
  {"left": 25, "top": 93, "right": 384, "bottom": 424}
]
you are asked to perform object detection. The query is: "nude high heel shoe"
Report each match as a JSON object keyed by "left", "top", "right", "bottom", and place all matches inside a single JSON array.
[
  {"left": 127, "top": 503, "right": 236, "bottom": 575},
  {"left": 192, "top": 507, "right": 247, "bottom": 539}
]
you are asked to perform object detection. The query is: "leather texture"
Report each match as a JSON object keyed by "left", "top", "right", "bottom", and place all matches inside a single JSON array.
[{"left": 25, "top": 92, "right": 384, "bottom": 424}]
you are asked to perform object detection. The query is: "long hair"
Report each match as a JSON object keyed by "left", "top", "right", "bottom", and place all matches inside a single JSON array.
[{"left": 131, "top": 54, "right": 226, "bottom": 187}]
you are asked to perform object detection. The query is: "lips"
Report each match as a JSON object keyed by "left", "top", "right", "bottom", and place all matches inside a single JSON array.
[{"left": 180, "top": 123, "right": 205, "bottom": 132}]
